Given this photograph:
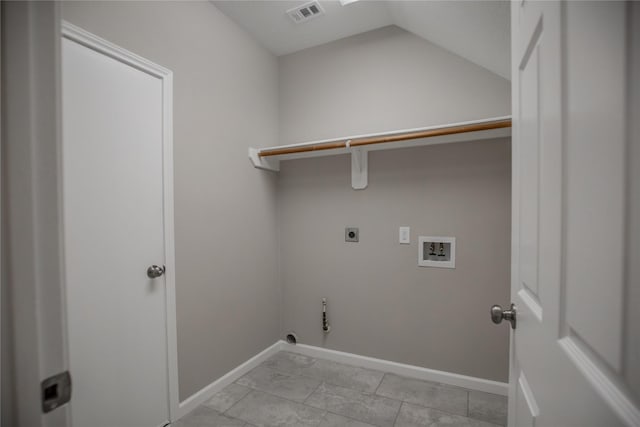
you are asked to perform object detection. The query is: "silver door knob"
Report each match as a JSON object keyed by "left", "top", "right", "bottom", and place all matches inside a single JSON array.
[
  {"left": 491, "top": 303, "right": 516, "bottom": 329},
  {"left": 147, "top": 265, "right": 165, "bottom": 279}
]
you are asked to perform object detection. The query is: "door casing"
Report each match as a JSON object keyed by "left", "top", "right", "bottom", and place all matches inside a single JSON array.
[{"left": 3, "top": 2, "right": 68, "bottom": 426}]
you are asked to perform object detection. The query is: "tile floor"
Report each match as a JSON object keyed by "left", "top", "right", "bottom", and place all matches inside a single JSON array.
[{"left": 173, "top": 351, "right": 507, "bottom": 427}]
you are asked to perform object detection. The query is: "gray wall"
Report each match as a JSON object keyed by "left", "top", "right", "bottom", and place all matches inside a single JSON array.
[
  {"left": 279, "top": 26, "right": 511, "bottom": 144},
  {"left": 1, "top": 115, "right": 15, "bottom": 425},
  {"left": 278, "top": 26, "right": 511, "bottom": 382},
  {"left": 1, "top": 4, "right": 12, "bottom": 424},
  {"left": 61, "top": 1, "right": 281, "bottom": 400},
  {"left": 626, "top": 1, "right": 639, "bottom": 402},
  {"left": 1, "top": 172, "right": 14, "bottom": 426}
]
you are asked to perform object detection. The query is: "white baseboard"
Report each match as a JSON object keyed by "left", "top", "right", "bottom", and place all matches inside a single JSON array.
[
  {"left": 281, "top": 342, "right": 508, "bottom": 396},
  {"left": 176, "top": 341, "right": 282, "bottom": 419}
]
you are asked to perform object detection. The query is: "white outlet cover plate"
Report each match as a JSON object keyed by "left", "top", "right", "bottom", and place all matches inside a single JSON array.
[{"left": 399, "top": 226, "right": 410, "bottom": 244}]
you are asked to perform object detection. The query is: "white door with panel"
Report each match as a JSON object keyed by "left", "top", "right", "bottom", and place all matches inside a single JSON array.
[
  {"left": 62, "top": 24, "right": 175, "bottom": 427},
  {"left": 507, "top": 1, "right": 639, "bottom": 426}
]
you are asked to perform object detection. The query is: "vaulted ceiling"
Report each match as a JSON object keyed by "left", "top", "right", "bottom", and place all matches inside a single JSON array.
[{"left": 211, "top": 0, "right": 510, "bottom": 80}]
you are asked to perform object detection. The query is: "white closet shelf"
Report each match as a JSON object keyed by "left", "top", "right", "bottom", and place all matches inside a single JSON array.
[{"left": 248, "top": 116, "right": 511, "bottom": 190}]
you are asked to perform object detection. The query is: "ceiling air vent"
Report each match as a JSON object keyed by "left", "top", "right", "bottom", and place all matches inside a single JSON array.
[{"left": 287, "top": 1, "right": 325, "bottom": 24}]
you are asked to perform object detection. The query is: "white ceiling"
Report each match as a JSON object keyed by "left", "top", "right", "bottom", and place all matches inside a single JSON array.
[{"left": 211, "top": 0, "right": 511, "bottom": 79}]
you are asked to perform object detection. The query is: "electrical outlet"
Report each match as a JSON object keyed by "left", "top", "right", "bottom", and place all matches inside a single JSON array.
[{"left": 345, "top": 227, "right": 359, "bottom": 242}]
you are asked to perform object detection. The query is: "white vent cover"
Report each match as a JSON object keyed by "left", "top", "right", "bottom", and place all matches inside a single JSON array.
[{"left": 287, "top": 1, "right": 325, "bottom": 24}]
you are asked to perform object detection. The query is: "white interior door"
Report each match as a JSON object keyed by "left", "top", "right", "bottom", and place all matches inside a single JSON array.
[
  {"left": 62, "top": 25, "right": 174, "bottom": 427},
  {"left": 509, "top": 2, "right": 639, "bottom": 426}
]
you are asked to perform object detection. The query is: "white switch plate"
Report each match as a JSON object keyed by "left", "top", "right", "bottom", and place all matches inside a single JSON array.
[{"left": 399, "top": 226, "right": 410, "bottom": 244}]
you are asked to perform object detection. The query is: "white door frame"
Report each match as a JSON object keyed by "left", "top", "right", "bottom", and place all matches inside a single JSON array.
[
  {"left": 61, "top": 21, "right": 180, "bottom": 422},
  {"left": 3, "top": 2, "right": 68, "bottom": 426}
]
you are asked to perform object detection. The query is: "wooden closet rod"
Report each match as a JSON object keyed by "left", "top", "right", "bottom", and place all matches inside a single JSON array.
[{"left": 259, "top": 118, "right": 512, "bottom": 158}]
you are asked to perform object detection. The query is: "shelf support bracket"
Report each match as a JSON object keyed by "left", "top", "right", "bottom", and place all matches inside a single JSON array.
[
  {"left": 249, "top": 148, "right": 280, "bottom": 172},
  {"left": 351, "top": 148, "right": 368, "bottom": 190}
]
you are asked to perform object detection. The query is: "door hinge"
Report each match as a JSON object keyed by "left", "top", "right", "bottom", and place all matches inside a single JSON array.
[{"left": 41, "top": 371, "right": 72, "bottom": 413}]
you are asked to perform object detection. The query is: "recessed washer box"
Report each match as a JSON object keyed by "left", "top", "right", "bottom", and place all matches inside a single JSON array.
[{"left": 418, "top": 236, "right": 456, "bottom": 269}]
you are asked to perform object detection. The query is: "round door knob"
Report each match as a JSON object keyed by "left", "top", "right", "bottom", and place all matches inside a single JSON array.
[
  {"left": 147, "top": 265, "right": 165, "bottom": 279},
  {"left": 490, "top": 303, "right": 517, "bottom": 329}
]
